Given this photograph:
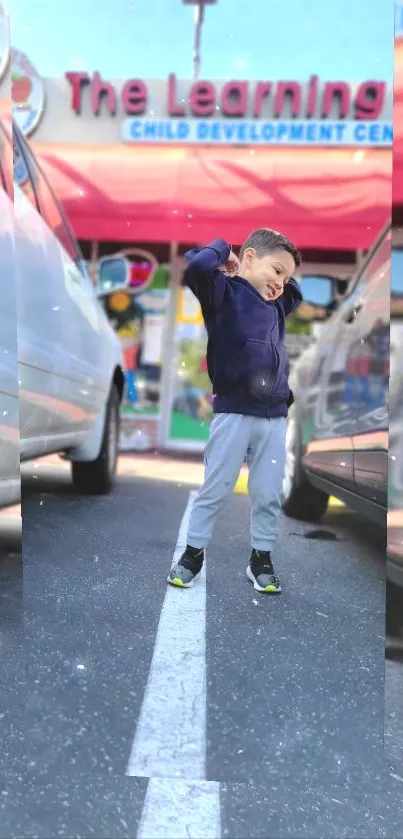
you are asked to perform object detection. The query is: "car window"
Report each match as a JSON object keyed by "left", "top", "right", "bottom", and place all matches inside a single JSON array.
[
  {"left": 13, "top": 126, "right": 40, "bottom": 210},
  {"left": 391, "top": 247, "right": 403, "bottom": 320},
  {"left": 391, "top": 248, "right": 403, "bottom": 296},
  {"left": 349, "top": 227, "right": 391, "bottom": 295},
  {"left": 0, "top": 120, "right": 13, "bottom": 197},
  {"left": 24, "top": 149, "right": 79, "bottom": 263},
  {"left": 14, "top": 125, "right": 84, "bottom": 271},
  {"left": 0, "top": 128, "right": 7, "bottom": 193}
]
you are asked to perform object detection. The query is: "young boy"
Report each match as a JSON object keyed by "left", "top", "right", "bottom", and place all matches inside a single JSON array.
[{"left": 168, "top": 228, "right": 302, "bottom": 593}]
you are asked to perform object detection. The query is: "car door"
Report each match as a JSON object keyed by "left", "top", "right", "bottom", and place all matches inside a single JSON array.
[
  {"left": 19, "top": 132, "right": 109, "bottom": 440},
  {"left": 12, "top": 121, "right": 60, "bottom": 455},
  {"left": 301, "top": 226, "right": 390, "bottom": 498},
  {"left": 348, "top": 228, "right": 390, "bottom": 507},
  {"left": 300, "top": 287, "right": 356, "bottom": 489}
]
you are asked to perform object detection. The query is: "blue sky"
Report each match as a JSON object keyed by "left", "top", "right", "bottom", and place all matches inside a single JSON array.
[{"left": 8, "top": 0, "right": 395, "bottom": 81}]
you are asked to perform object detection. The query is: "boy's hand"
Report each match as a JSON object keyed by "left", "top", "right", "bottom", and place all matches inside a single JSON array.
[{"left": 220, "top": 251, "right": 240, "bottom": 277}]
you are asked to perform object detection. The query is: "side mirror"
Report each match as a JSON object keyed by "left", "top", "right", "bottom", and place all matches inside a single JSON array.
[
  {"left": 295, "top": 274, "right": 336, "bottom": 322},
  {"left": 297, "top": 275, "right": 334, "bottom": 307},
  {"left": 96, "top": 255, "right": 131, "bottom": 296}
]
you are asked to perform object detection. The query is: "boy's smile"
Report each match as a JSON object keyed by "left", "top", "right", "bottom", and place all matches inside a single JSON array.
[{"left": 240, "top": 248, "right": 296, "bottom": 302}]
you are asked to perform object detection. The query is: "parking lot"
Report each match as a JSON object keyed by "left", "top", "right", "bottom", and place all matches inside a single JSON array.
[{"left": 0, "top": 456, "right": 401, "bottom": 838}]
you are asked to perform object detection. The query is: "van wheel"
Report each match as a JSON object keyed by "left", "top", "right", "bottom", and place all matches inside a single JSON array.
[
  {"left": 282, "top": 413, "right": 329, "bottom": 522},
  {"left": 72, "top": 385, "right": 120, "bottom": 495}
]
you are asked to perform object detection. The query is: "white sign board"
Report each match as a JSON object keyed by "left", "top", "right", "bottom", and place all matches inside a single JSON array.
[{"left": 122, "top": 117, "right": 392, "bottom": 148}]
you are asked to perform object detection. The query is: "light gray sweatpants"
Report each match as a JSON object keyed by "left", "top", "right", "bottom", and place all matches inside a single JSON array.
[{"left": 187, "top": 413, "right": 287, "bottom": 552}]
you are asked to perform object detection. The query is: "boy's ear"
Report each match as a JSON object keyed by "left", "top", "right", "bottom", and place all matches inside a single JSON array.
[{"left": 242, "top": 247, "right": 256, "bottom": 261}]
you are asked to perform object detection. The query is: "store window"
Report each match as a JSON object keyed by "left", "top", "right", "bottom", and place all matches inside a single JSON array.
[
  {"left": 13, "top": 126, "right": 83, "bottom": 272},
  {"left": 350, "top": 227, "right": 391, "bottom": 294},
  {"left": 22, "top": 147, "right": 81, "bottom": 267},
  {"left": 168, "top": 280, "right": 212, "bottom": 447}
]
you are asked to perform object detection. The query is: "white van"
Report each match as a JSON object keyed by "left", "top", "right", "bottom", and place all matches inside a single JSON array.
[
  {"left": 0, "top": 117, "right": 125, "bottom": 504},
  {"left": 0, "top": 114, "right": 20, "bottom": 508}
]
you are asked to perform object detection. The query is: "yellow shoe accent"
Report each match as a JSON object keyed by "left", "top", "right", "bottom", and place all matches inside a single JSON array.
[
  {"left": 264, "top": 584, "right": 278, "bottom": 592},
  {"left": 169, "top": 577, "right": 185, "bottom": 587}
]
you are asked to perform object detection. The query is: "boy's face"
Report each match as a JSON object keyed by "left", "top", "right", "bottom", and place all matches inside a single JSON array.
[{"left": 239, "top": 248, "right": 296, "bottom": 301}]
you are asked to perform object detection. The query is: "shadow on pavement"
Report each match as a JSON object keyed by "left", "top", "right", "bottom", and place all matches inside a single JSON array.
[{"left": 0, "top": 516, "right": 22, "bottom": 628}]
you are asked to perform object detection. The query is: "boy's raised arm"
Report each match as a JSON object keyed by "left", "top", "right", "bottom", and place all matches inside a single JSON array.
[
  {"left": 183, "top": 238, "right": 231, "bottom": 313},
  {"left": 278, "top": 277, "right": 303, "bottom": 317}
]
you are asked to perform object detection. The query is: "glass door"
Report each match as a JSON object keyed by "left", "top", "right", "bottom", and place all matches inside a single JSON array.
[{"left": 167, "top": 286, "right": 212, "bottom": 450}]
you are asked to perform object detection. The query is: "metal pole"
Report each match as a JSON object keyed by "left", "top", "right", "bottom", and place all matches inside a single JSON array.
[
  {"left": 157, "top": 241, "right": 182, "bottom": 450},
  {"left": 193, "top": 1, "right": 204, "bottom": 80}
]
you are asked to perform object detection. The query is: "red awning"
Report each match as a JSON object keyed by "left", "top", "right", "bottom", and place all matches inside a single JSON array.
[
  {"left": 394, "top": 39, "right": 403, "bottom": 206},
  {"left": 33, "top": 142, "right": 391, "bottom": 250}
]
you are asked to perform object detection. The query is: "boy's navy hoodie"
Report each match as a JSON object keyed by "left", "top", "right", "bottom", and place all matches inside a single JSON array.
[{"left": 183, "top": 238, "right": 303, "bottom": 419}]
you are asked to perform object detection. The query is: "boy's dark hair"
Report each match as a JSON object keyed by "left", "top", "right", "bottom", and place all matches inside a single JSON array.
[{"left": 239, "top": 228, "right": 301, "bottom": 268}]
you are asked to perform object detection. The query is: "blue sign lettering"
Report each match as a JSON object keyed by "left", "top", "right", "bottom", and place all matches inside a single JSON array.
[
  {"left": 318, "top": 124, "right": 332, "bottom": 141},
  {"left": 130, "top": 120, "right": 142, "bottom": 139},
  {"left": 210, "top": 122, "right": 221, "bottom": 141},
  {"left": 276, "top": 122, "right": 288, "bottom": 140},
  {"left": 306, "top": 123, "right": 316, "bottom": 141},
  {"left": 223, "top": 123, "right": 237, "bottom": 141},
  {"left": 122, "top": 117, "right": 392, "bottom": 148},
  {"left": 143, "top": 121, "right": 158, "bottom": 138},
  {"left": 177, "top": 121, "right": 190, "bottom": 139},
  {"left": 354, "top": 123, "right": 366, "bottom": 142},
  {"left": 290, "top": 124, "right": 304, "bottom": 140},
  {"left": 197, "top": 121, "right": 209, "bottom": 140},
  {"left": 262, "top": 122, "right": 274, "bottom": 140},
  {"left": 237, "top": 123, "right": 247, "bottom": 141},
  {"left": 334, "top": 124, "right": 346, "bottom": 141}
]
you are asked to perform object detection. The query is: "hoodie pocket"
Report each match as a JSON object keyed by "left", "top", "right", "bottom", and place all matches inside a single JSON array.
[
  {"left": 215, "top": 338, "right": 289, "bottom": 402},
  {"left": 270, "top": 343, "right": 290, "bottom": 400},
  {"left": 243, "top": 339, "right": 289, "bottom": 402}
]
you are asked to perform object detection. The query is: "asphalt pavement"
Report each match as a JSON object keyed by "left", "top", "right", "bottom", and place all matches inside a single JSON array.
[{"left": 0, "top": 456, "right": 402, "bottom": 838}]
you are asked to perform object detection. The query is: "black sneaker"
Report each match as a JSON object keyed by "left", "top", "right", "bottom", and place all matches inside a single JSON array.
[
  {"left": 246, "top": 549, "right": 281, "bottom": 594},
  {"left": 167, "top": 546, "right": 204, "bottom": 588}
]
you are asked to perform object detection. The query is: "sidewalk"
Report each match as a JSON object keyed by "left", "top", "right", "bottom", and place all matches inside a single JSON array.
[
  {"left": 20, "top": 452, "right": 341, "bottom": 504},
  {"left": 117, "top": 451, "right": 249, "bottom": 493}
]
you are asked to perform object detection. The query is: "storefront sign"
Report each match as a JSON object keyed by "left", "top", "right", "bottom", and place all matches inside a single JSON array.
[
  {"left": 121, "top": 117, "right": 392, "bottom": 147},
  {"left": 65, "top": 72, "right": 388, "bottom": 122},
  {"left": 11, "top": 48, "right": 45, "bottom": 135},
  {"left": 65, "top": 70, "right": 391, "bottom": 148}
]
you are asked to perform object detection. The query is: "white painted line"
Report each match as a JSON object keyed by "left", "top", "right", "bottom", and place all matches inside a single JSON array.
[
  {"left": 137, "top": 779, "right": 221, "bottom": 839},
  {"left": 126, "top": 489, "right": 207, "bottom": 779},
  {"left": 131, "top": 489, "right": 221, "bottom": 836}
]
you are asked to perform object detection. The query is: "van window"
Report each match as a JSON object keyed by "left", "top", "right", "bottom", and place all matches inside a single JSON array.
[
  {"left": 0, "top": 121, "right": 13, "bottom": 197},
  {"left": 350, "top": 227, "right": 391, "bottom": 293},
  {"left": 32, "top": 169, "right": 80, "bottom": 264},
  {"left": 0, "top": 131, "right": 7, "bottom": 193},
  {"left": 391, "top": 248, "right": 403, "bottom": 296},
  {"left": 14, "top": 127, "right": 83, "bottom": 268},
  {"left": 13, "top": 128, "right": 40, "bottom": 210}
]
